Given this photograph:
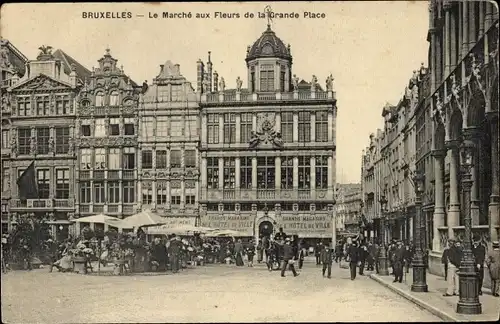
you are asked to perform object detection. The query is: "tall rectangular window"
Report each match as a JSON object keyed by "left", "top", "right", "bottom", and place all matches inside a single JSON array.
[
  {"left": 170, "top": 150, "right": 181, "bottom": 168},
  {"left": 79, "top": 181, "right": 91, "bottom": 203},
  {"left": 315, "top": 111, "right": 328, "bottom": 142},
  {"left": 108, "top": 182, "right": 120, "bottom": 203},
  {"left": 93, "top": 182, "right": 105, "bottom": 204},
  {"left": 260, "top": 65, "right": 274, "bottom": 92},
  {"left": 280, "top": 67, "right": 286, "bottom": 92},
  {"left": 36, "top": 96, "right": 49, "bottom": 116},
  {"left": 207, "top": 157, "right": 219, "bottom": 189},
  {"left": 94, "top": 119, "right": 106, "bottom": 137},
  {"left": 156, "top": 150, "right": 167, "bottom": 169},
  {"left": 281, "top": 157, "right": 294, "bottom": 189},
  {"left": 94, "top": 148, "right": 106, "bottom": 169},
  {"left": 142, "top": 150, "right": 153, "bottom": 169},
  {"left": 170, "top": 85, "right": 182, "bottom": 102},
  {"left": 123, "top": 148, "right": 135, "bottom": 169},
  {"left": 142, "top": 185, "right": 152, "bottom": 204},
  {"left": 185, "top": 195, "right": 196, "bottom": 205},
  {"left": 18, "top": 128, "right": 31, "bottom": 155},
  {"left": 207, "top": 114, "right": 219, "bottom": 144},
  {"left": 185, "top": 150, "right": 196, "bottom": 168},
  {"left": 55, "top": 96, "right": 70, "bottom": 115},
  {"left": 298, "top": 112, "right": 311, "bottom": 142},
  {"left": 109, "top": 118, "right": 120, "bottom": 136},
  {"left": 141, "top": 117, "right": 154, "bottom": 138},
  {"left": 37, "top": 169, "right": 50, "bottom": 199},
  {"left": 36, "top": 127, "right": 50, "bottom": 155},
  {"left": 281, "top": 112, "right": 293, "bottom": 143},
  {"left": 257, "top": 156, "right": 275, "bottom": 189},
  {"left": 156, "top": 182, "right": 168, "bottom": 205},
  {"left": 109, "top": 91, "right": 119, "bottom": 106},
  {"left": 55, "top": 127, "right": 70, "bottom": 154},
  {"left": 315, "top": 156, "right": 328, "bottom": 189},
  {"left": 240, "top": 113, "right": 252, "bottom": 143},
  {"left": 171, "top": 195, "right": 181, "bottom": 205},
  {"left": 298, "top": 156, "right": 311, "bottom": 189},
  {"left": 80, "top": 148, "right": 92, "bottom": 170},
  {"left": 17, "top": 97, "right": 31, "bottom": 116},
  {"left": 1, "top": 130, "right": 9, "bottom": 149},
  {"left": 170, "top": 119, "right": 183, "bottom": 137},
  {"left": 156, "top": 118, "right": 168, "bottom": 137},
  {"left": 240, "top": 157, "right": 252, "bottom": 189},
  {"left": 223, "top": 157, "right": 236, "bottom": 189},
  {"left": 124, "top": 118, "right": 135, "bottom": 136},
  {"left": 250, "top": 71, "right": 255, "bottom": 92},
  {"left": 108, "top": 148, "right": 120, "bottom": 170},
  {"left": 223, "top": 113, "right": 236, "bottom": 144},
  {"left": 55, "top": 169, "right": 70, "bottom": 199},
  {"left": 123, "top": 181, "right": 135, "bottom": 204}
]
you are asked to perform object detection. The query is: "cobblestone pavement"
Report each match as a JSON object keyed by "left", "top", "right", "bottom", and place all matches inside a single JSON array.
[{"left": 2, "top": 258, "right": 441, "bottom": 323}]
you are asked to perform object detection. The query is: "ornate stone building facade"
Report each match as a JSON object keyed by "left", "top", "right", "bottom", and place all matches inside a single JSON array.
[
  {"left": 198, "top": 26, "right": 337, "bottom": 243},
  {"left": 74, "top": 49, "right": 141, "bottom": 231},
  {"left": 138, "top": 61, "right": 200, "bottom": 227},
  {"left": 426, "top": 1, "right": 499, "bottom": 275},
  {"left": 1, "top": 39, "right": 28, "bottom": 234},
  {"left": 3, "top": 45, "right": 90, "bottom": 239}
]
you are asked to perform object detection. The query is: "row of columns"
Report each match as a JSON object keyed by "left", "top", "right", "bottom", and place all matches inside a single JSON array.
[
  {"left": 432, "top": 118, "right": 500, "bottom": 251},
  {"left": 201, "top": 111, "right": 334, "bottom": 144},
  {"left": 200, "top": 156, "right": 334, "bottom": 190}
]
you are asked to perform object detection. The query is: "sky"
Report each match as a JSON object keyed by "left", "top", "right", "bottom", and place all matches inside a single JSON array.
[{"left": 1, "top": 1, "right": 430, "bottom": 184}]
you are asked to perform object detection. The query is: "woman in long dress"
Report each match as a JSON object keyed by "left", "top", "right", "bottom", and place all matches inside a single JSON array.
[{"left": 234, "top": 239, "right": 244, "bottom": 267}]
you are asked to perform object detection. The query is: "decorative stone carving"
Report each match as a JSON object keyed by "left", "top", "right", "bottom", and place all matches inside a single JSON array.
[
  {"left": 0, "top": 42, "right": 12, "bottom": 69},
  {"left": 10, "top": 134, "right": 17, "bottom": 155},
  {"left": 48, "top": 137, "right": 55, "bottom": 153},
  {"left": 311, "top": 75, "right": 318, "bottom": 91},
  {"left": 185, "top": 180, "right": 195, "bottom": 188},
  {"left": 202, "top": 79, "right": 210, "bottom": 93},
  {"left": 30, "top": 135, "right": 37, "bottom": 155},
  {"left": 450, "top": 74, "right": 461, "bottom": 102},
  {"left": 249, "top": 112, "right": 283, "bottom": 148},
  {"left": 292, "top": 74, "right": 299, "bottom": 91},
  {"left": 325, "top": 74, "right": 334, "bottom": 91},
  {"left": 219, "top": 77, "right": 225, "bottom": 92},
  {"left": 68, "top": 139, "right": 74, "bottom": 154},
  {"left": 236, "top": 76, "right": 243, "bottom": 91},
  {"left": 171, "top": 180, "right": 181, "bottom": 188}
]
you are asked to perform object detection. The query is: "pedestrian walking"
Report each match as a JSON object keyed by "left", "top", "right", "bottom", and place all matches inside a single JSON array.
[
  {"left": 315, "top": 242, "right": 323, "bottom": 265},
  {"left": 234, "top": 239, "right": 244, "bottom": 267},
  {"left": 392, "top": 240, "right": 405, "bottom": 283},
  {"left": 348, "top": 240, "right": 360, "bottom": 280},
  {"left": 441, "top": 241, "right": 450, "bottom": 281},
  {"left": 403, "top": 242, "right": 412, "bottom": 274},
  {"left": 486, "top": 241, "right": 500, "bottom": 297},
  {"left": 321, "top": 245, "right": 333, "bottom": 278},
  {"left": 374, "top": 241, "right": 380, "bottom": 274},
  {"left": 359, "top": 242, "right": 368, "bottom": 275},
  {"left": 298, "top": 239, "right": 305, "bottom": 270},
  {"left": 256, "top": 239, "right": 263, "bottom": 263},
  {"left": 280, "top": 238, "right": 299, "bottom": 278},
  {"left": 246, "top": 240, "right": 256, "bottom": 267},
  {"left": 443, "top": 239, "right": 462, "bottom": 297},
  {"left": 472, "top": 236, "right": 486, "bottom": 295},
  {"left": 168, "top": 235, "right": 182, "bottom": 273}
]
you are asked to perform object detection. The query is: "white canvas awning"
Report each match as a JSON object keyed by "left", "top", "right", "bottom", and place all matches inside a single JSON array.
[
  {"left": 120, "top": 210, "right": 167, "bottom": 229},
  {"left": 72, "top": 213, "right": 123, "bottom": 227}
]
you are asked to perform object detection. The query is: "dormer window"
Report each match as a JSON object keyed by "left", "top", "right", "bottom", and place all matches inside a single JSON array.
[
  {"left": 95, "top": 92, "right": 104, "bottom": 107},
  {"left": 280, "top": 66, "right": 286, "bottom": 92},
  {"left": 260, "top": 64, "right": 274, "bottom": 92}
]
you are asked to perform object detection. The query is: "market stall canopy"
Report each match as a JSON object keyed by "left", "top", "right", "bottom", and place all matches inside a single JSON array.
[
  {"left": 72, "top": 213, "right": 123, "bottom": 227},
  {"left": 147, "top": 224, "right": 217, "bottom": 236},
  {"left": 119, "top": 210, "right": 166, "bottom": 229},
  {"left": 207, "top": 229, "right": 249, "bottom": 237}
]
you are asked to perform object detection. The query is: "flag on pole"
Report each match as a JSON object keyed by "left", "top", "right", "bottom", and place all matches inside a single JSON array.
[{"left": 17, "top": 161, "right": 38, "bottom": 200}]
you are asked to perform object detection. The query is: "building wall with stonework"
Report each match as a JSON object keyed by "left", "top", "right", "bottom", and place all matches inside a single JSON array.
[
  {"left": 3, "top": 45, "right": 91, "bottom": 240},
  {"left": 198, "top": 26, "right": 337, "bottom": 242},
  {"left": 137, "top": 60, "right": 200, "bottom": 228},
  {"left": 426, "top": 0, "right": 499, "bottom": 279},
  {"left": 74, "top": 49, "right": 141, "bottom": 232}
]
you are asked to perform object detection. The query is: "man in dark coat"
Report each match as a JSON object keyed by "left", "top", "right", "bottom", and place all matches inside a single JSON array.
[
  {"left": 321, "top": 245, "right": 334, "bottom": 278},
  {"left": 403, "top": 242, "right": 413, "bottom": 274},
  {"left": 441, "top": 241, "right": 450, "bottom": 281},
  {"left": 359, "top": 242, "right": 368, "bottom": 275},
  {"left": 280, "top": 238, "right": 299, "bottom": 277},
  {"left": 348, "top": 240, "right": 360, "bottom": 280},
  {"left": 315, "top": 242, "right": 323, "bottom": 265},
  {"left": 167, "top": 235, "right": 182, "bottom": 273},
  {"left": 472, "top": 237, "right": 486, "bottom": 295},
  {"left": 392, "top": 240, "right": 405, "bottom": 283},
  {"left": 388, "top": 240, "right": 396, "bottom": 275},
  {"left": 444, "top": 240, "right": 463, "bottom": 296},
  {"left": 335, "top": 240, "right": 343, "bottom": 263}
]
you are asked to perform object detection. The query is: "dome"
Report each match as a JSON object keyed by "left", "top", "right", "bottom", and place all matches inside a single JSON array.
[{"left": 245, "top": 25, "right": 292, "bottom": 62}]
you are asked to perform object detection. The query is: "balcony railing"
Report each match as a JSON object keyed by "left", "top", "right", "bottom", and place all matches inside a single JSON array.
[
  {"left": 123, "top": 170, "right": 135, "bottom": 179},
  {"left": 108, "top": 171, "right": 120, "bottom": 179},
  {"left": 201, "top": 90, "right": 336, "bottom": 104},
  {"left": 257, "top": 189, "right": 275, "bottom": 199},
  {"left": 123, "top": 205, "right": 134, "bottom": 214},
  {"left": 53, "top": 199, "right": 72, "bottom": 208},
  {"left": 298, "top": 190, "right": 311, "bottom": 200},
  {"left": 80, "top": 205, "right": 90, "bottom": 213},
  {"left": 223, "top": 190, "right": 235, "bottom": 199},
  {"left": 93, "top": 205, "right": 104, "bottom": 213},
  {"left": 108, "top": 205, "right": 119, "bottom": 213}
]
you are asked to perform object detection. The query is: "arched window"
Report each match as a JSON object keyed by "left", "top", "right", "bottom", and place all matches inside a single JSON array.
[
  {"left": 109, "top": 91, "right": 119, "bottom": 106},
  {"left": 95, "top": 92, "right": 104, "bottom": 107}
]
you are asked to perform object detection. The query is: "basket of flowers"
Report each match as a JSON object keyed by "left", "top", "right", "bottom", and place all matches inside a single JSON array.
[{"left": 70, "top": 242, "right": 94, "bottom": 274}]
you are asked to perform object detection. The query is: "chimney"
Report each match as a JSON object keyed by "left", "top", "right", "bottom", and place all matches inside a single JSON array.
[
  {"left": 206, "top": 51, "right": 213, "bottom": 93},
  {"left": 196, "top": 59, "right": 204, "bottom": 93},
  {"left": 174, "top": 64, "right": 180, "bottom": 76},
  {"left": 213, "top": 70, "right": 218, "bottom": 93},
  {"left": 160, "top": 64, "right": 165, "bottom": 75}
]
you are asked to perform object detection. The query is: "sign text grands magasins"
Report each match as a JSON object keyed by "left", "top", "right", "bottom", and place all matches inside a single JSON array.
[
  {"left": 281, "top": 215, "right": 332, "bottom": 235},
  {"left": 200, "top": 215, "right": 254, "bottom": 235}
]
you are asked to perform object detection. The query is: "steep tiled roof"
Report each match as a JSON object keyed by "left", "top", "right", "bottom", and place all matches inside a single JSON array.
[
  {"left": 52, "top": 49, "right": 91, "bottom": 81},
  {"left": 1, "top": 38, "right": 29, "bottom": 77}
]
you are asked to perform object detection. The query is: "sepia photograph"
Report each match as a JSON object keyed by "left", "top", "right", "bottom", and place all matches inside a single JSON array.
[{"left": 1, "top": 1, "right": 499, "bottom": 323}]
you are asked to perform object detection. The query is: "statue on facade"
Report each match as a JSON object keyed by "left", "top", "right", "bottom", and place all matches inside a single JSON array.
[
  {"left": 273, "top": 131, "right": 284, "bottom": 148},
  {"left": 292, "top": 74, "right": 299, "bottom": 91},
  {"left": 325, "top": 74, "right": 334, "bottom": 91},
  {"left": 202, "top": 79, "right": 210, "bottom": 93},
  {"left": 30, "top": 136, "right": 37, "bottom": 155},
  {"left": 236, "top": 76, "right": 243, "bottom": 91},
  {"left": 311, "top": 75, "right": 318, "bottom": 91},
  {"left": 0, "top": 44, "right": 12, "bottom": 69},
  {"left": 249, "top": 131, "right": 259, "bottom": 148},
  {"left": 433, "top": 93, "right": 445, "bottom": 126},
  {"left": 48, "top": 137, "right": 55, "bottom": 153},
  {"left": 10, "top": 136, "right": 17, "bottom": 155},
  {"left": 450, "top": 74, "right": 461, "bottom": 102},
  {"left": 68, "top": 139, "right": 74, "bottom": 155},
  {"left": 37, "top": 45, "right": 53, "bottom": 58},
  {"left": 219, "top": 77, "right": 225, "bottom": 92}
]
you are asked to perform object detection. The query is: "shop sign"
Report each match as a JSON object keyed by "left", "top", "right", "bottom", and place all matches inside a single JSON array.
[
  {"left": 200, "top": 214, "right": 254, "bottom": 235},
  {"left": 280, "top": 214, "right": 332, "bottom": 237}
]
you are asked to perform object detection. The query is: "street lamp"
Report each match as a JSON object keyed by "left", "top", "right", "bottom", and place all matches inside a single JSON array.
[
  {"left": 411, "top": 170, "right": 428, "bottom": 292},
  {"left": 456, "top": 139, "right": 482, "bottom": 314},
  {"left": 378, "top": 196, "right": 389, "bottom": 276}
]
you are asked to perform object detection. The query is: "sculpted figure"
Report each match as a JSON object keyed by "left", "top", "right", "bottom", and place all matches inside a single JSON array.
[
  {"left": 219, "top": 77, "right": 225, "bottom": 92},
  {"left": 311, "top": 75, "right": 318, "bottom": 91},
  {"left": 48, "top": 137, "right": 55, "bottom": 153},
  {"left": 236, "top": 76, "right": 243, "bottom": 91},
  {"left": 325, "top": 74, "right": 334, "bottom": 91},
  {"left": 292, "top": 74, "right": 299, "bottom": 91}
]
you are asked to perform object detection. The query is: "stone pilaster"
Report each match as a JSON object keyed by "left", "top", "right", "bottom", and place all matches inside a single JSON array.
[
  {"left": 293, "top": 156, "right": 299, "bottom": 189},
  {"left": 201, "top": 158, "right": 207, "bottom": 188},
  {"left": 446, "top": 141, "right": 460, "bottom": 239},
  {"left": 432, "top": 149, "right": 446, "bottom": 251},
  {"left": 235, "top": 157, "right": 241, "bottom": 192},
  {"left": 488, "top": 112, "right": 499, "bottom": 243},
  {"left": 251, "top": 157, "right": 257, "bottom": 190},
  {"left": 328, "top": 111, "right": 334, "bottom": 142},
  {"left": 310, "top": 113, "right": 316, "bottom": 142},
  {"left": 218, "top": 114, "right": 224, "bottom": 144},
  {"left": 275, "top": 156, "right": 281, "bottom": 191},
  {"left": 218, "top": 157, "right": 224, "bottom": 189},
  {"left": 201, "top": 113, "right": 207, "bottom": 145},
  {"left": 444, "top": 2, "right": 451, "bottom": 76},
  {"left": 235, "top": 114, "right": 241, "bottom": 143},
  {"left": 293, "top": 112, "right": 298, "bottom": 142}
]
